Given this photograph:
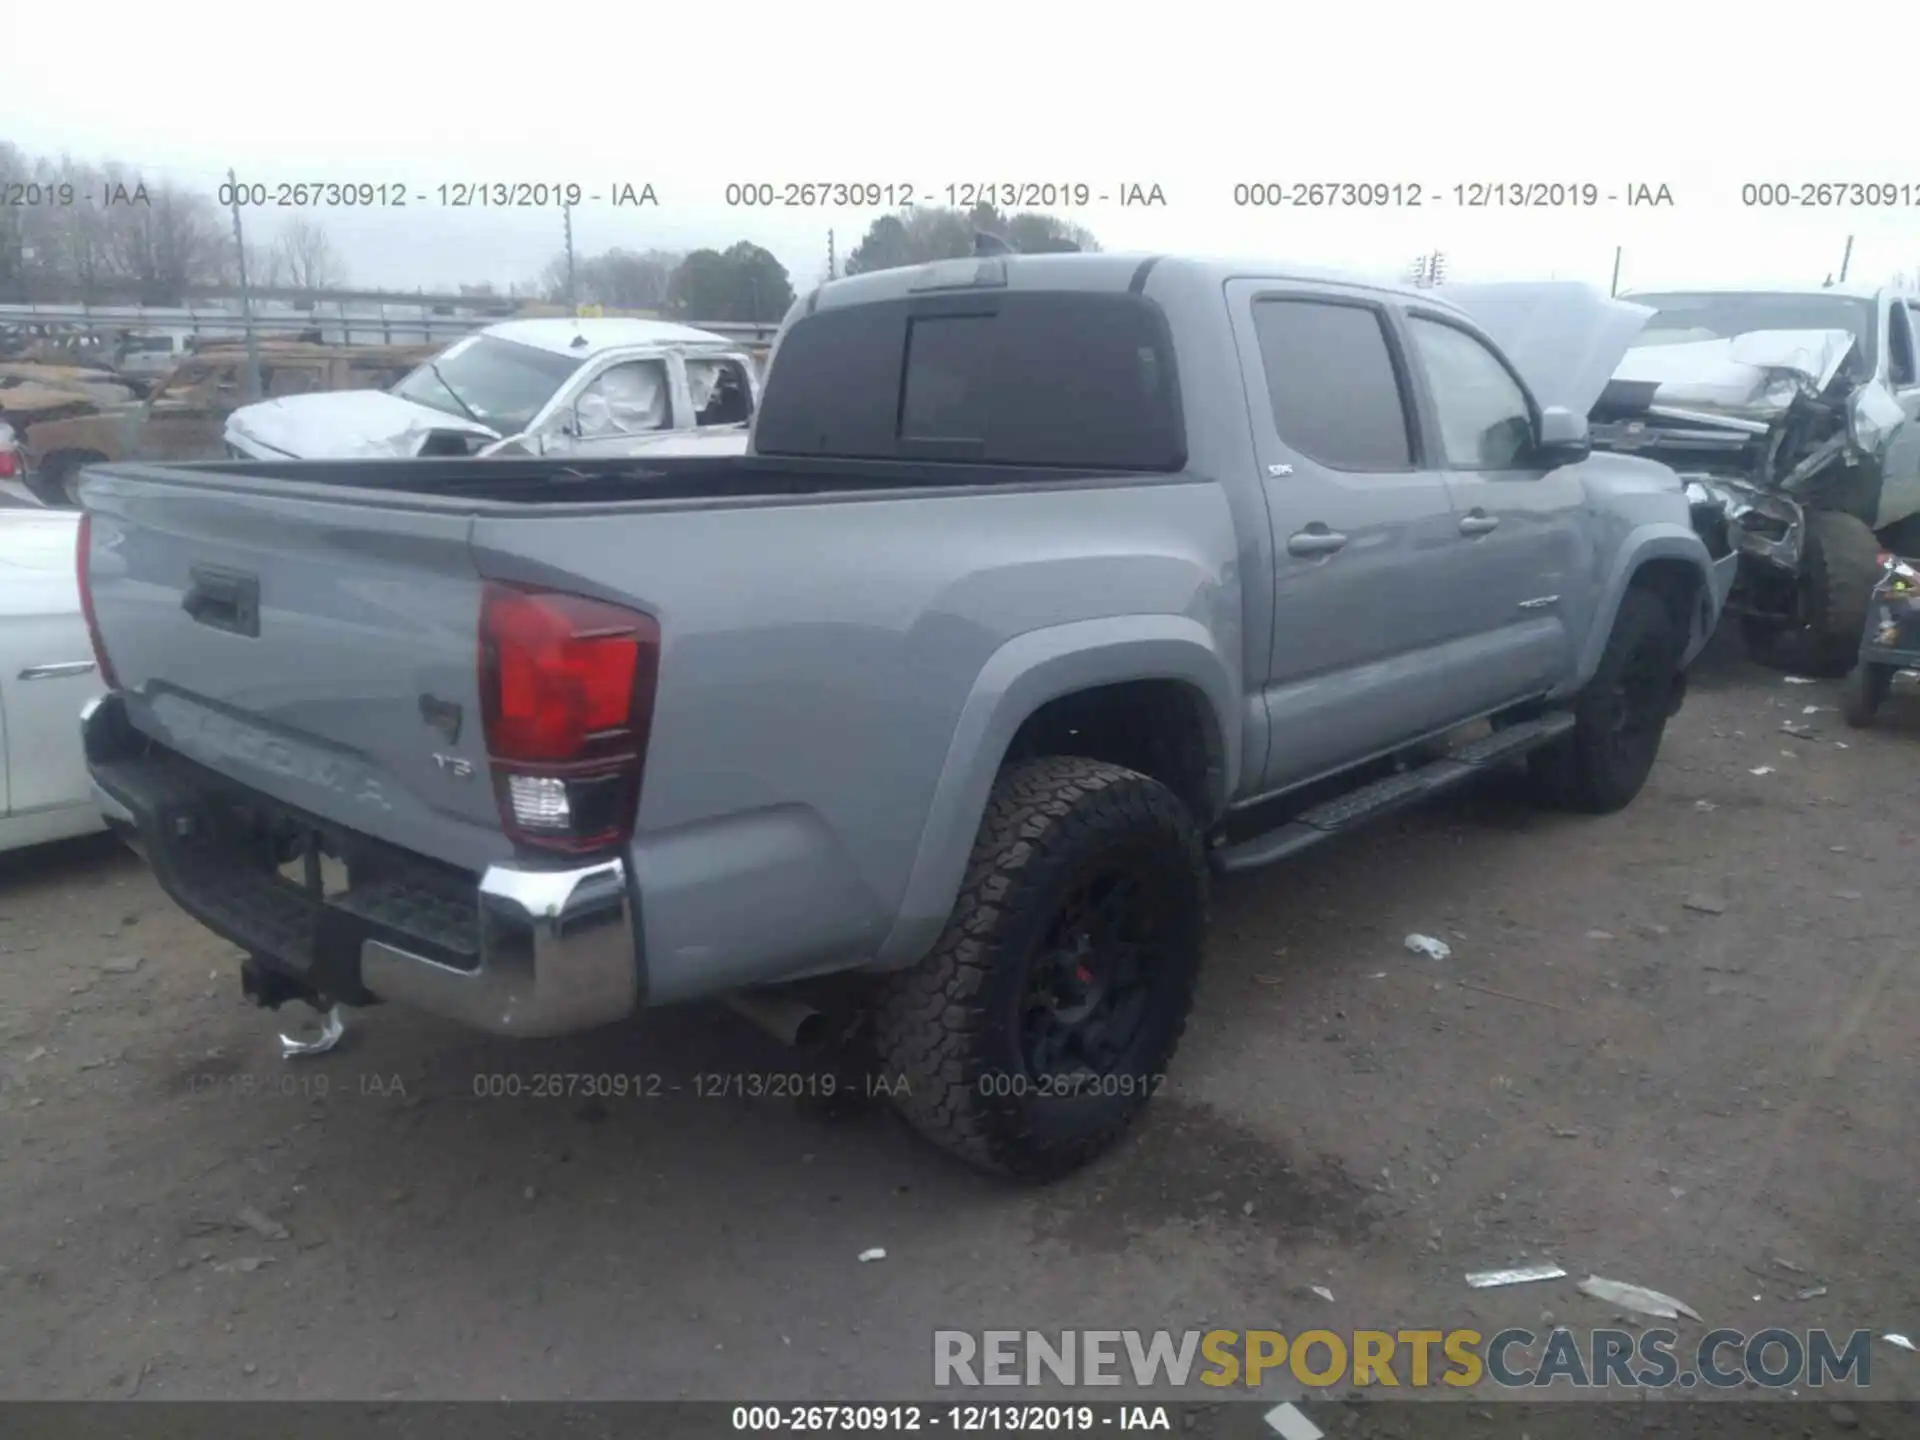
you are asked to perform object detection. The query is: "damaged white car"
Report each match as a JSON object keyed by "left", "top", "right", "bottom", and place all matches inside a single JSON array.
[
  {"left": 1586, "top": 285, "right": 1920, "bottom": 674},
  {"left": 222, "top": 318, "right": 760, "bottom": 465}
]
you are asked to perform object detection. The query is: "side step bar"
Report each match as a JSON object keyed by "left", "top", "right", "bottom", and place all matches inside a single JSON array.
[{"left": 1210, "top": 712, "right": 1576, "bottom": 875}]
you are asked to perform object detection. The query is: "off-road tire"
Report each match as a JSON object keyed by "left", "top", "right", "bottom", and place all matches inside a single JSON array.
[
  {"left": 1842, "top": 662, "right": 1894, "bottom": 728},
  {"left": 871, "top": 756, "right": 1207, "bottom": 1181},
  {"left": 1787, "top": 510, "right": 1881, "bottom": 678},
  {"left": 1529, "top": 588, "right": 1685, "bottom": 814}
]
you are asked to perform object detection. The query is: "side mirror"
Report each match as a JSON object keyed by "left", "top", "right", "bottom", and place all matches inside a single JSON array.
[{"left": 1535, "top": 406, "right": 1591, "bottom": 465}]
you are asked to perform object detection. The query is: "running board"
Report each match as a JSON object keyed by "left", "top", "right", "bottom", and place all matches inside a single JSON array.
[{"left": 1209, "top": 712, "right": 1576, "bottom": 875}]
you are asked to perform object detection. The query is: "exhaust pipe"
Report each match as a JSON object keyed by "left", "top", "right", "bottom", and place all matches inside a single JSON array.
[{"left": 723, "top": 990, "right": 828, "bottom": 1050}]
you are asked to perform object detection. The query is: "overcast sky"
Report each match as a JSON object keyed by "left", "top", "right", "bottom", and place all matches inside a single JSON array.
[{"left": 6, "top": 0, "right": 1914, "bottom": 297}]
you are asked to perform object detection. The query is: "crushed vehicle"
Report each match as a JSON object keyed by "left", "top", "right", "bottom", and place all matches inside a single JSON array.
[
  {"left": 76, "top": 253, "right": 1727, "bottom": 1180},
  {"left": 221, "top": 318, "right": 763, "bottom": 463},
  {"left": 1584, "top": 285, "right": 1920, "bottom": 675},
  {"left": 21, "top": 342, "right": 437, "bottom": 507}
]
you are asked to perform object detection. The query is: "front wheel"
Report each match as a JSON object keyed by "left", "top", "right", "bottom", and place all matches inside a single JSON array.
[
  {"left": 872, "top": 756, "right": 1207, "bottom": 1180},
  {"left": 1842, "top": 663, "right": 1894, "bottom": 728},
  {"left": 1530, "top": 588, "right": 1685, "bottom": 814}
]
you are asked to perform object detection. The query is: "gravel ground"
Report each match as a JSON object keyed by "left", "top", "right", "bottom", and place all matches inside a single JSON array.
[{"left": 1, "top": 632, "right": 1916, "bottom": 1411}]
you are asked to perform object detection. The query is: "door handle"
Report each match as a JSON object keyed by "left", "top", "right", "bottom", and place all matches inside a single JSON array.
[
  {"left": 1459, "top": 512, "right": 1500, "bottom": 536},
  {"left": 1286, "top": 525, "right": 1349, "bottom": 557}
]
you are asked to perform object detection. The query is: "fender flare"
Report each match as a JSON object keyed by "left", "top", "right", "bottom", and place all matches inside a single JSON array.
[
  {"left": 871, "top": 614, "right": 1240, "bottom": 970},
  {"left": 1576, "top": 523, "right": 1722, "bottom": 683}
]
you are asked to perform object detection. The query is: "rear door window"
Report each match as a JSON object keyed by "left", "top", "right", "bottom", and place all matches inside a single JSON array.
[
  {"left": 755, "top": 291, "right": 1184, "bottom": 470},
  {"left": 1249, "top": 298, "right": 1413, "bottom": 470}
]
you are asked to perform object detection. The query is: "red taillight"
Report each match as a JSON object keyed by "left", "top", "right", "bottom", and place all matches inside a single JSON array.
[
  {"left": 479, "top": 582, "right": 659, "bottom": 854},
  {"left": 76, "top": 513, "right": 119, "bottom": 688},
  {"left": 0, "top": 448, "right": 19, "bottom": 479}
]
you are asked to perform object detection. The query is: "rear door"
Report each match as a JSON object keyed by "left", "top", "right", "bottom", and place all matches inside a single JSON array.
[
  {"left": 82, "top": 474, "right": 509, "bottom": 872},
  {"left": 1399, "top": 309, "right": 1589, "bottom": 709},
  {"left": 1226, "top": 280, "right": 1472, "bottom": 792}
]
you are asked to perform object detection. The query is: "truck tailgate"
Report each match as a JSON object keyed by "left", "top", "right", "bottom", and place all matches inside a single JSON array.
[{"left": 83, "top": 470, "right": 510, "bottom": 873}]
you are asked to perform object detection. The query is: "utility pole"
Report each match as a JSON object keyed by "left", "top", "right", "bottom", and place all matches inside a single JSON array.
[
  {"left": 827, "top": 229, "right": 836, "bottom": 281},
  {"left": 1839, "top": 234, "right": 1854, "bottom": 284},
  {"left": 225, "top": 167, "right": 262, "bottom": 402},
  {"left": 1610, "top": 245, "right": 1623, "bottom": 298},
  {"left": 562, "top": 201, "right": 578, "bottom": 309}
]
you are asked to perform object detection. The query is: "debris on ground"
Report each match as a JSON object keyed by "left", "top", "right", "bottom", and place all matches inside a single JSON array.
[
  {"left": 1404, "top": 934, "right": 1451, "bottom": 961},
  {"left": 1833, "top": 890, "right": 1863, "bottom": 901},
  {"left": 1263, "top": 1401, "right": 1324, "bottom": 1440},
  {"left": 1693, "top": 799, "right": 1717, "bottom": 812},
  {"left": 279, "top": 1006, "right": 345, "bottom": 1059},
  {"left": 100, "top": 957, "right": 143, "bottom": 974},
  {"left": 1310, "top": 1285, "right": 1334, "bottom": 1302},
  {"left": 236, "top": 1206, "right": 288, "bottom": 1242},
  {"left": 1881, "top": 1334, "right": 1916, "bottom": 1353},
  {"left": 1781, "top": 722, "right": 1818, "bottom": 738},
  {"left": 212, "top": 1257, "right": 274, "bottom": 1274},
  {"left": 1585, "top": 929, "right": 1616, "bottom": 941},
  {"left": 1796, "top": 1285, "right": 1828, "bottom": 1300},
  {"left": 857, "top": 1248, "right": 886, "bottom": 1263},
  {"left": 1749, "top": 766, "right": 1775, "bottom": 776},
  {"left": 1784, "top": 676, "right": 1818, "bottom": 685},
  {"left": 1576, "top": 1275, "right": 1702, "bottom": 1321},
  {"left": 1682, "top": 893, "right": 1728, "bottom": 915},
  {"left": 1466, "top": 1263, "right": 1568, "bottom": 1289}
]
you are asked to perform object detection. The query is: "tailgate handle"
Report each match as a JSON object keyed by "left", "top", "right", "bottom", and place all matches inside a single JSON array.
[{"left": 182, "top": 566, "right": 260, "bottom": 638}]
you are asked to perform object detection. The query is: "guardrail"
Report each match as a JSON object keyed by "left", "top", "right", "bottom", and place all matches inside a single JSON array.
[{"left": 0, "top": 305, "right": 780, "bottom": 347}]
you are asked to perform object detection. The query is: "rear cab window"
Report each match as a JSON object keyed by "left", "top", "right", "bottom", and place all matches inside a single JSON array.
[{"left": 754, "top": 290, "right": 1185, "bottom": 471}]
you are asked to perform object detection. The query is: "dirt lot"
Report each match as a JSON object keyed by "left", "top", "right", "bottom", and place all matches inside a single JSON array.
[{"left": 1, "top": 633, "right": 1916, "bottom": 1411}]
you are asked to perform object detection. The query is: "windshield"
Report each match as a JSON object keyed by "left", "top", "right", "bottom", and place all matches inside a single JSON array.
[
  {"left": 390, "top": 335, "right": 585, "bottom": 434},
  {"left": 1626, "top": 291, "right": 1877, "bottom": 371}
]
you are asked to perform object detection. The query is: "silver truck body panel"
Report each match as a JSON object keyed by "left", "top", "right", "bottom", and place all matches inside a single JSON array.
[{"left": 78, "top": 252, "right": 1725, "bottom": 1027}]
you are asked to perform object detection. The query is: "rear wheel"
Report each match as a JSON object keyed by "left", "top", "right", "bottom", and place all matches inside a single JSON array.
[
  {"left": 872, "top": 756, "right": 1207, "bottom": 1180},
  {"left": 1842, "top": 662, "right": 1894, "bottom": 728},
  {"left": 1530, "top": 588, "right": 1684, "bottom": 814}
]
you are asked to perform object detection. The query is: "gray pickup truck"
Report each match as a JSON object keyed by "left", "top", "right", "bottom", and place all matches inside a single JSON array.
[{"left": 75, "top": 253, "right": 1731, "bottom": 1180}]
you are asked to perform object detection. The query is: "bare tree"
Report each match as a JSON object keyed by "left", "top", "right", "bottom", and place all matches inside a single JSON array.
[
  {"left": 245, "top": 242, "right": 287, "bottom": 289},
  {"left": 275, "top": 215, "right": 344, "bottom": 290}
]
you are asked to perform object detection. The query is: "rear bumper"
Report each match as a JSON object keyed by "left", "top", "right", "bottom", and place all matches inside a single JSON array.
[{"left": 81, "top": 693, "right": 639, "bottom": 1037}]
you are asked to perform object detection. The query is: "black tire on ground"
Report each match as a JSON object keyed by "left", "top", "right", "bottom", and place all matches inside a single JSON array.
[
  {"left": 1791, "top": 510, "right": 1882, "bottom": 679},
  {"left": 1841, "top": 662, "right": 1894, "bottom": 728},
  {"left": 871, "top": 756, "right": 1207, "bottom": 1181},
  {"left": 1529, "top": 587, "right": 1686, "bottom": 814}
]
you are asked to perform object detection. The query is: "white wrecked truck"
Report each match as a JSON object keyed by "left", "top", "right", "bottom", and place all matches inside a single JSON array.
[
  {"left": 223, "top": 318, "right": 761, "bottom": 464},
  {"left": 1586, "top": 285, "right": 1920, "bottom": 674}
]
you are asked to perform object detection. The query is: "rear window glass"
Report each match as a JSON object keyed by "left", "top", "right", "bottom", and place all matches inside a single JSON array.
[
  {"left": 754, "top": 291, "right": 1184, "bottom": 471},
  {"left": 1250, "top": 299, "right": 1413, "bottom": 470}
]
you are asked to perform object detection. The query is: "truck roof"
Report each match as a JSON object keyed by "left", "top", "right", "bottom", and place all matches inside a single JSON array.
[
  {"left": 479, "top": 317, "right": 737, "bottom": 355},
  {"left": 806, "top": 251, "right": 1471, "bottom": 318}
]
